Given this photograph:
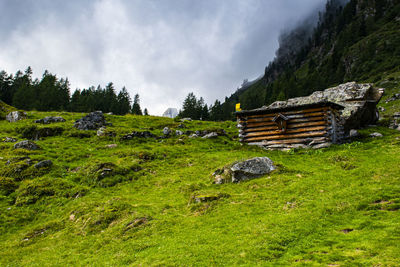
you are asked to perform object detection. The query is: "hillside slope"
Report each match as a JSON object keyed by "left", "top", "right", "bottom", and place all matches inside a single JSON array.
[
  {"left": 1, "top": 112, "right": 400, "bottom": 265},
  {"left": 221, "top": 0, "right": 400, "bottom": 118}
]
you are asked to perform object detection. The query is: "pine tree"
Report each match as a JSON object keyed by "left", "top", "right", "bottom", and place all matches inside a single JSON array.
[
  {"left": 179, "top": 92, "right": 197, "bottom": 119},
  {"left": 144, "top": 108, "right": 149, "bottom": 116},
  {"left": 131, "top": 94, "right": 143, "bottom": 115},
  {"left": 116, "top": 87, "right": 131, "bottom": 115}
]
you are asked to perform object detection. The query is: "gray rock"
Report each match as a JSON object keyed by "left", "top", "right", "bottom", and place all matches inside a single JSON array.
[
  {"left": 175, "top": 130, "right": 184, "bottom": 136},
  {"left": 266, "top": 82, "right": 384, "bottom": 131},
  {"left": 378, "top": 106, "right": 386, "bottom": 112},
  {"left": 370, "top": 132, "right": 383, "bottom": 138},
  {"left": 312, "top": 142, "right": 332, "bottom": 149},
  {"left": 34, "top": 160, "right": 53, "bottom": 169},
  {"left": 189, "top": 134, "right": 199, "bottom": 138},
  {"left": 180, "top": 118, "right": 192, "bottom": 122},
  {"left": 163, "top": 127, "right": 171, "bottom": 136},
  {"left": 96, "top": 127, "right": 115, "bottom": 137},
  {"left": 349, "top": 129, "right": 360, "bottom": 138},
  {"left": 35, "top": 116, "right": 65, "bottom": 124},
  {"left": 178, "top": 124, "right": 185, "bottom": 128},
  {"left": 230, "top": 157, "right": 275, "bottom": 183},
  {"left": 121, "top": 131, "right": 156, "bottom": 140},
  {"left": 13, "top": 140, "right": 40, "bottom": 150},
  {"left": 3, "top": 137, "right": 17, "bottom": 142},
  {"left": 74, "top": 111, "right": 108, "bottom": 130},
  {"left": 6, "top": 111, "right": 27, "bottom": 122},
  {"left": 202, "top": 132, "right": 218, "bottom": 139}
]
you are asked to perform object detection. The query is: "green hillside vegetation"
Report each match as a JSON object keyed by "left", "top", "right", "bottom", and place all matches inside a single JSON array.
[
  {"left": 1, "top": 108, "right": 400, "bottom": 265},
  {"left": 221, "top": 0, "right": 400, "bottom": 118},
  {"left": 0, "top": 100, "right": 17, "bottom": 120}
]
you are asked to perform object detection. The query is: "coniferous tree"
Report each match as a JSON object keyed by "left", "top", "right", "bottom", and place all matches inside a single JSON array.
[
  {"left": 144, "top": 108, "right": 149, "bottom": 116},
  {"left": 179, "top": 92, "right": 197, "bottom": 119},
  {"left": 116, "top": 87, "right": 131, "bottom": 115},
  {"left": 131, "top": 94, "right": 143, "bottom": 115}
]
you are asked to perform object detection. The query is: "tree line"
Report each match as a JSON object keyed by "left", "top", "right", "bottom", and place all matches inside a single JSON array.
[{"left": 0, "top": 67, "right": 147, "bottom": 115}]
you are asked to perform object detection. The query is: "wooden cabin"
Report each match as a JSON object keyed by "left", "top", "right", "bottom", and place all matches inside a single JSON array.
[{"left": 236, "top": 101, "right": 345, "bottom": 149}]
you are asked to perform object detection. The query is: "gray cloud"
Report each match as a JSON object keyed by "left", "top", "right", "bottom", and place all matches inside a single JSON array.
[{"left": 0, "top": 0, "right": 325, "bottom": 115}]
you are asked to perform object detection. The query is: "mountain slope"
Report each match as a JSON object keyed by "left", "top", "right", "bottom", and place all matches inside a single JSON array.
[
  {"left": 221, "top": 0, "right": 400, "bottom": 118},
  {"left": 1, "top": 112, "right": 400, "bottom": 265}
]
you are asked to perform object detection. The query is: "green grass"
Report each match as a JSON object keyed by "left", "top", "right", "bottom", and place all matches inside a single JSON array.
[{"left": 1, "top": 111, "right": 400, "bottom": 266}]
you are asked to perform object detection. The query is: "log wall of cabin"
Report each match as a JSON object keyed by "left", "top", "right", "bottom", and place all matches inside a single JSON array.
[{"left": 237, "top": 106, "right": 343, "bottom": 147}]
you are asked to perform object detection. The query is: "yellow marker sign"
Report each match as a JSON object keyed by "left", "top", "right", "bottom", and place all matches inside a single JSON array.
[{"left": 235, "top": 103, "right": 241, "bottom": 112}]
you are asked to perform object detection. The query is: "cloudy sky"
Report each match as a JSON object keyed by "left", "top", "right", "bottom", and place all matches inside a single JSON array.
[{"left": 0, "top": 0, "right": 325, "bottom": 115}]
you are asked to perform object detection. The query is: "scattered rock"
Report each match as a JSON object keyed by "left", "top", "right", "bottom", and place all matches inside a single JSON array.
[
  {"left": 121, "top": 131, "right": 156, "bottom": 140},
  {"left": 178, "top": 124, "right": 185, "bottom": 128},
  {"left": 370, "top": 132, "right": 383, "bottom": 138},
  {"left": 389, "top": 112, "right": 400, "bottom": 129},
  {"left": 3, "top": 137, "right": 17, "bottom": 142},
  {"left": 202, "top": 132, "right": 218, "bottom": 139},
  {"left": 34, "top": 160, "right": 53, "bottom": 169},
  {"left": 6, "top": 111, "right": 27, "bottom": 122},
  {"left": 231, "top": 157, "right": 275, "bottom": 183},
  {"left": 175, "top": 130, "right": 184, "bottom": 136},
  {"left": 189, "top": 134, "right": 199, "bottom": 138},
  {"left": 378, "top": 106, "right": 386, "bottom": 112},
  {"left": 349, "top": 129, "right": 360, "bottom": 138},
  {"left": 34, "top": 116, "right": 66, "bottom": 124},
  {"left": 13, "top": 140, "right": 40, "bottom": 150},
  {"left": 312, "top": 142, "right": 332, "bottom": 149},
  {"left": 74, "top": 111, "right": 109, "bottom": 130},
  {"left": 97, "top": 126, "right": 116, "bottom": 137},
  {"left": 385, "top": 93, "right": 400, "bottom": 103},
  {"left": 163, "top": 127, "right": 171, "bottom": 136},
  {"left": 266, "top": 82, "right": 384, "bottom": 131},
  {"left": 105, "top": 144, "right": 117, "bottom": 149},
  {"left": 341, "top": 228, "right": 354, "bottom": 234},
  {"left": 180, "top": 118, "right": 192, "bottom": 122},
  {"left": 191, "top": 193, "right": 229, "bottom": 203}
]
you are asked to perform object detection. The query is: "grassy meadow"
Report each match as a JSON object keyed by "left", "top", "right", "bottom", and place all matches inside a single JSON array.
[{"left": 0, "top": 102, "right": 400, "bottom": 266}]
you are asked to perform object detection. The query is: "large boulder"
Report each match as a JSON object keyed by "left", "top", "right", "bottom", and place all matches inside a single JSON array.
[
  {"left": 6, "top": 111, "right": 27, "bottom": 122},
  {"left": 266, "top": 82, "right": 384, "bottom": 131},
  {"left": 231, "top": 157, "right": 276, "bottom": 183},
  {"left": 74, "top": 111, "right": 109, "bottom": 130},
  {"left": 213, "top": 157, "right": 275, "bottom": 184}
]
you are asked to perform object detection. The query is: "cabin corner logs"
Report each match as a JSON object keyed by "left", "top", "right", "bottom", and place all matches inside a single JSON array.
[{"left": 236, "top": 102, "right": 345, "bottom": 149}]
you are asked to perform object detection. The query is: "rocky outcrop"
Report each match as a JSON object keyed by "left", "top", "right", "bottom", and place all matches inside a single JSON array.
[
  {"left": 6, "top": 111, "right": 27, "bottom": 122},
  {"left": 74, "top": 111, "right": 109, "bottom": 130},
  {"left": 266, "top": 82, "right": 384, "bottom": 131},
  {"left": 213, "top": 157, "right": 275, "bottom": 184},
  {"left": 13, "top": 140, "right": 40, "bottom": 150},
  {"left": 35, "top": 116, "right": 66, "bottom": 124}
]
